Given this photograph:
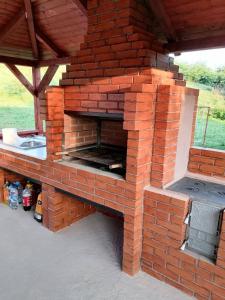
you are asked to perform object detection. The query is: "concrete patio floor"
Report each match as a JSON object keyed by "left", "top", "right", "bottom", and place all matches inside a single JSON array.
[{"left": 0, "top": 203, "right": 192, "bottom": 300}]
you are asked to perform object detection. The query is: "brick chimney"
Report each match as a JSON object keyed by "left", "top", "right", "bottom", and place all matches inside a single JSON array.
[
  {"left": 61, "top": 0, "right": 182, "bottom": 89},
  {"left": 47, "top": 0, "right": 189, "bottom": 184}
]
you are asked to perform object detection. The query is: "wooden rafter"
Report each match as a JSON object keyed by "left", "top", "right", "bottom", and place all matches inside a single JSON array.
[
  {"left": 0, "top": 8, "right": 25, "bottom": 44},
  {"left": 38, "top": 57, "right": 71, "bottom": 67},
  {"left": 0, "top": 55, "right": 36, "bottom": 66},
  {"left": 79, "top": 0, "right": 88, "bottom": 8},
  {"left": 37, "top": 57, "right": 71, "bottom": 67},
  {"left": 166, "top": 34, "right": 225, "bottom": 53},
  {"left": 5, "top": 64, "right": 58, "bottom": 132},
  {"left": 5, "top": 64, "right": 35, "bottom": 95},
  {"left": 0, "top": 1, "right": 77, "bottom": 65},
  {"left": 38, "top": 65, "right": 59, "bottom": 94},
  {"left": 0, "top": 54, "right": 69, "bottom": 68},
  {"left": 36, "top": 28, "right": 66, "bottom": 58},
  {"left": 147, "top": 0, "right": 177, "bottom": 42},
  {"left": 71, "top": 0, "right": 87, "bottom": 16},
  {"left": 24, "top": 0, "right": 39, "bottom": 59}
]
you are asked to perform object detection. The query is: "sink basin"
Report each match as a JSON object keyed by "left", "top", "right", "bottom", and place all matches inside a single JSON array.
[
  {"left": 17, "top": 136, "right": 46, "bottom": 150},
  {"left": 19, "top": 140, "right": 45, "bottom": 149},
  {"left": 2, "top": 134, "right": 46, "bottom": 150}
]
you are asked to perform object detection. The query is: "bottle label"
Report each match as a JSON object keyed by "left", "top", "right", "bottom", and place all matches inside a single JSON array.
[{"left": 23, "top": 196, "right": 31, "bottom": 207}]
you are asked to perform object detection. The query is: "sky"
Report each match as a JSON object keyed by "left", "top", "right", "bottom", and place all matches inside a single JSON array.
[{"left": 174, "top": 48, "right": 225, "bottom": 69}]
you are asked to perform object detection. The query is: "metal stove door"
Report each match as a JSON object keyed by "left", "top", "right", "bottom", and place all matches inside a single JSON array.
[{"left": 186, "top": 201, "right": 221, "bottom": 259}]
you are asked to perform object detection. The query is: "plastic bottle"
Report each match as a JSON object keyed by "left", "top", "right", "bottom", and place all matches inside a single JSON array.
[
  {"left": 8, "top": 183, "right": 19, "bottom": 209},
  {"left": 22, "top": 186, "right": 31, "bottom": 211},
  {"left": 3, "top": 181, "right": 10, "bottom": 205},
  {"left": 34, "top": 192, "right": 43, "bottom": 222},
  {"left": 14, "top": 181, "right": 23, "bottom": 204},
  {"left": 27, "top": 182, "right": 34, "bottom": 207}
]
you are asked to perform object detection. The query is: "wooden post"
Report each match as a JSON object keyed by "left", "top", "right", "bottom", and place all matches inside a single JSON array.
[
  {"left": 32, "top": 67, "right": 43, "bottom": 133},
  {"left": 37, "top": 65, "right": 58, "bottom": 94},
  {"left": 32, "top": 65, "right": 59, "bottom": 134},
  {"left": 203, "top": 106, "right": 210, "bottom": 146}
]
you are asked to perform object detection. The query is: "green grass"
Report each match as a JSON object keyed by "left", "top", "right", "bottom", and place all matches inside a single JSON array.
[
  {"left": 195, "top": 118, "right": 225, "bottom": 150},
  {"left": 187, "top": 81, "right": 225, "bottom": 150},
  {"left": 187, "top": 81, "right": 225, "bottom": 110},
  {"left": 0, "top": 107, "right": 35, "bottom": 130},
  {"left": 0, "top": 64, "right": 66, "bottom": 130},
  {"left": 187, "top": 82, "right": 225, "bottom": 150}
]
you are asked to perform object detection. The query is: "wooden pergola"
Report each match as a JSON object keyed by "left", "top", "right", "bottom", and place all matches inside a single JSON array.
[
  {"left": 148, "top": 0, "right": 225, "bottom": 52},
  {"left": 0, "top": 0, "right": 87, "bottom": 132},
  {"left": 1, "top": 0, "right": 225, "bottom": 132}
]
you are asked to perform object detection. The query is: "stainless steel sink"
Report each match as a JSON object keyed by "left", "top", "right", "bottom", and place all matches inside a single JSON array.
[{"left": 17, "top": 137, "right": 46, "bottom": 150}]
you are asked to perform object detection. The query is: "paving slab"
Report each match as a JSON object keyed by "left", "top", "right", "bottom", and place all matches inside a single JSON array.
[{"left": 0, "top": 204, "right": 193, "bottom": 300}]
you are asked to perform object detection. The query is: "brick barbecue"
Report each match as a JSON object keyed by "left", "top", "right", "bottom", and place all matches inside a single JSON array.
[
  {"left": 1, "top": 0, "right": 225, "bottom": 299},
  {"left": 43, "top": 0, "right": 198, "bottom": 278}
]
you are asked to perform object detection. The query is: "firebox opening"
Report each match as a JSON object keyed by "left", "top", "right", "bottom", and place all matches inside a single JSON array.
[
  {"left": 168, "top": 176, "right": 225, "bottom": 261},
  {"left": 63, "top": 112, "right": 128, "bottom": 177}
]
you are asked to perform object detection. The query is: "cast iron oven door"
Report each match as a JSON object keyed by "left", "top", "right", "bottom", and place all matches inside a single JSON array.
[
  {"left": 185, "top": 201, "right": 223, "bottom": 260},
  {"left": 168, "top": 177, "right": 225, "bottom": 260}
]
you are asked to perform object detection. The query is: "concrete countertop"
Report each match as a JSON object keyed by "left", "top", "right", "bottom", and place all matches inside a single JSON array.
[{"left": 0, "top": 140, "right": 47, "bottom": 160}]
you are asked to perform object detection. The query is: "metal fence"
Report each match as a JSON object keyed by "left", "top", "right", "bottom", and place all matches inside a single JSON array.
[{"left": 194, "top": 106, "right": 225, "bottom": 150}]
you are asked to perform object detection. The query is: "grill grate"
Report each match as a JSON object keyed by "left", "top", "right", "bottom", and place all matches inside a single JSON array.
[{"left": 67, "top": 145, "right": 126, "bottom": 170}]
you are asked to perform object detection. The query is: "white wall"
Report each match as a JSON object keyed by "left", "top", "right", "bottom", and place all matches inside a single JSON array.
[{"left": 174, "top": 94, "right": 196, "bottom": 181}]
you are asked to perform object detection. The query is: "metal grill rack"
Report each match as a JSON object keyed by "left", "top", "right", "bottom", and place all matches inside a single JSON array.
[
  {"left": 63, "top": 112, "right": 126, "bottom": 175},
  {"left": 67, "top": 144, "right": 126, "bottom": 170}
]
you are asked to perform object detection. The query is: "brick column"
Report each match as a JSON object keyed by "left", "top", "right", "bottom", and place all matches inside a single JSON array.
[
  {"left": 124, "top": 84, "right": 156, "bottom": 185},
  {"left": 122, "top": 84, "right": 156, "bottom": 275},
  {"left": 46, "top": 87, "right": 64, "bottom": 161},
  {"left": 151, "top": 85, "right": 184, "bottom": 188},
  {"left": 42, "top": 183, "right": 96, "bottom": 232},
  {"left": 142, "top": 187, "right": 189, "bottom": 281},
  {"left": 123, "top": 207, "right": 143, "bottom": 275}
]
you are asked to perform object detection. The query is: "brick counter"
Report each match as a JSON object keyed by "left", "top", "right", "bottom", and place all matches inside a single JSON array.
[
  {"left": 0, "top": 146, "right": 143, "bottom": 275},
  {"left": 188, "top": 147, "right": 225, "bottom": 179},
  {"left": 143, "top": 187, "right": 225, "bottom": 299}
]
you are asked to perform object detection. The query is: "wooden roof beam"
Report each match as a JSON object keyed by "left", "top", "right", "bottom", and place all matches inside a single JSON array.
[
  {"left": 146, "top": 0, "right": 177, "bottom": 42},
  {"left": 36, "top": 28, "right": 67, "bottom": 58},
  {"left": 166, "top": 34, "right": 225, "bottom": 53},
  {"left": 5, "top": 64, "right": 35, "bottom": 95},
  {"left": 37, "top": 57, "right": 71, "bottom": 67},
  {"left": 71, "top": 0, "right": 87, "bottom": 16},
  {"left": 0, "top": 55, "right": 36, "bottom": 66},
  {"left": 24, "top": 0, "right": 39, "bottom": 59},
  {"left": 37, "top": 65, "right": 59, "bottom": 94},
  {"left": 0, "top": 8, "right": 25, "bottom": 44}
]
